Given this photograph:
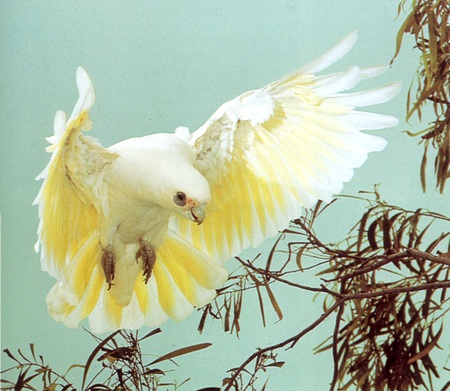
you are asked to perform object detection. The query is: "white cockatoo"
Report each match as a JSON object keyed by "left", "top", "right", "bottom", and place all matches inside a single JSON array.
[{"left": 35, "top": 32, "right": 400, "bottom": 333}]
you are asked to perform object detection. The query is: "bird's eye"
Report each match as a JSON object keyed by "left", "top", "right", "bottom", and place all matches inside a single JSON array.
[{"left": 173, "top": 192, "right": 187, "bottom": 207}]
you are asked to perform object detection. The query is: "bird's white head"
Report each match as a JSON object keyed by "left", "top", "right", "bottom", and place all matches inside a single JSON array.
[
  {"left": 110, "top": 132, "right": 211, "bottom": 225},
  {"left": 150, "top": 134, "right": 211, "bottom": 225},
  {"left": 172, "top": 189, "right": 208, "bottom": 224}
]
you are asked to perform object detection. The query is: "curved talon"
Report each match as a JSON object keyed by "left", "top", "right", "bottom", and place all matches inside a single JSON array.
[
  {"left": 101, "top": 246, "right": 116, "bottom": 289},
  {"left": 136, "top": 239, "right": 156, "bottom": 284}
]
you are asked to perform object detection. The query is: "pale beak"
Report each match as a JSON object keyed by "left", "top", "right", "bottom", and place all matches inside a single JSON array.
[{"left": 190, "top": 203, "right": 207, "bottom": 225}]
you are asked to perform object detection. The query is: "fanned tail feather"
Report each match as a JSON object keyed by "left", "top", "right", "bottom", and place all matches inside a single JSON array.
[{"left": 82, "top": 231, "right": 228, "bottom": 334}]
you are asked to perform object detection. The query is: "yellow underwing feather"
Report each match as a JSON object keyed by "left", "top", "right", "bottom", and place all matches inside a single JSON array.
[
  {"left": 134, "top": 277, "right": 149, "bottom": 313},
  {"left": 156, "top": 231, "right": 228, "bottom": 298},
  {"left": 104, "top": 289, "right": 123, "bottom": 328},
  {"left": 153, "top": 260, "right": 192, "bottom": 320}
]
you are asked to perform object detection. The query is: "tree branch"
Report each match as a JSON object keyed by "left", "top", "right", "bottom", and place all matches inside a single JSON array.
[{"left": 223, "top": 300, "right": 344, "bottom": 391}]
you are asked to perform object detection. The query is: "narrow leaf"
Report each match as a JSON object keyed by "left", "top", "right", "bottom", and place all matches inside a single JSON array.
[
  {"left": 139, "top": 328, "right": 163, "bottom": 341},
  {"left": 265, "top": 361, "right": 285, "bottom": 368},
  {"left": 391, "top": 10, "right": 414, "bottom": 64},
  {"left": 427, "top": 10, "right": 438, "bottom": 73},
  {"left": 421, "top": 143, "right": 429, "bottom": 192},
  {"left": 367, "top": 219, "right": 380, "bottom": 250},
  {"left": 63, "top": 364, "right": 84, "bottom": 377},
  {"left": 29, "top": 344, "right": 36, "bottom": 362},
  {"left": 296, "top": 247, "right": 305, "bottom": 271},
  {"left": 81, "top": 330, "right": 121, "bottom": 390},
  {"left": 149, "top": 343, "right": 212, "bottom": 366},
  {"left": 407, "top": 325, "right": 443, "bottom": 364},
  {"left": 145, "top": 368, "right": 165, "bottom": 375},
  {"left": 3, "top": 349, "right": 20, "bottom": 364},
  {"left": 357, "top": 210, "right": 371, "bottom": 252},
  {"left": 264, "top": 282, "right": 283, "bottom": 322},
  {"left": 382, "top": 211, "right": 392, "bottom": 250},
  {"left": 247, "top": 270, "right": 266, "bottom": 327}
]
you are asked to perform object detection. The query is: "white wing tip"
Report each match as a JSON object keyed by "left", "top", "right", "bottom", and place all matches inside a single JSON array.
[
  {"left": 373, "top": 135, "right": 389, "bottom": 152},
  {"left": 300, "top": 31, "right": 359, "bottom": 75},
  {"left": 76, "top": 67, "right": 94, "bottom": 97},
  {"left": 386, "top": 81, "right": 402, "bottom": 98},
  {"left": 343, "top": 30, "right": 359, "bottom": 46},
  {"left": 70, "top": 66, "right": 96, "bottom": 120}
]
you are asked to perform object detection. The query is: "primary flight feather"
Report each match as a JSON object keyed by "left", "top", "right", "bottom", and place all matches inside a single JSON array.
[{"left": 35, "top": 32, "right": 400, "bottom": 333}]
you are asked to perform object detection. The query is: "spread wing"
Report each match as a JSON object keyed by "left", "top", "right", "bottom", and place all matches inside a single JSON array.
[
  {"left": 170, "top": 31, "right": 401, "bottom": 261},
  {"left": 34, "top": 67, "right": 117, "bottom": 288}
]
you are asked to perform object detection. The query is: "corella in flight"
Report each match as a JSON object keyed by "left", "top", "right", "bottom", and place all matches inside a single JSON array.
[{"left": 35, "top": 32, "right": 400, "bottom": 333}]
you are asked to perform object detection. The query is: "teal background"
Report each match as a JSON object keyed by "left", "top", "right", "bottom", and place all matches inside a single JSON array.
[{"left": 1, "top": 1, "right": 448, "bottom": 389}]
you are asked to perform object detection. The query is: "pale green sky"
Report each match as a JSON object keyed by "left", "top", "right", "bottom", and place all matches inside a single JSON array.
[{"left": 1, "top": 1, "right": 448, "bottom": 389}]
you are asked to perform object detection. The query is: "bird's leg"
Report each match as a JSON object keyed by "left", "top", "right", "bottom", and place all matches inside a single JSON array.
[
  {"left": 101, "top": 246, "right": 116, "bottom": 289},
  {"left": 136, "top": 239, "right": 156, "bottom": 284}
]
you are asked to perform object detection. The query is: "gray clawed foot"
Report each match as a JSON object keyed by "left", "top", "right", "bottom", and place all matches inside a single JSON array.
[
  {"left": 101, "top": 246, "right": 116, "bottom": 289},
  {"left": 136, "top": 239, "right": 156, "bottom": 284}
]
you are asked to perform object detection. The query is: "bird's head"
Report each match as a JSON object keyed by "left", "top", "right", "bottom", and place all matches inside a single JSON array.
[
  {"left": 125, "top": 132, "right": 211, "bottom": 225},
  {"left": 160, "top": 159, "right": 210, "bottom": 224},
  {"left": 171, "top": 190, "right": 208, "bottom": 224}
]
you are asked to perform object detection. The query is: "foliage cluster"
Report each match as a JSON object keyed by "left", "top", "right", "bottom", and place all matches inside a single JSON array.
[
  {"left": 393, "top": 0, "right": 450, "bottom": 192},
  {"left": 207, "top": 193, "right": 450, "bottom": 390},
  {"left": 2, "top": 329, "right": 215, "bottom": 391}
]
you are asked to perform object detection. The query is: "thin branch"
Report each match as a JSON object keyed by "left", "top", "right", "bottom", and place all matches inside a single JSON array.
[
  {"left": 330, "top": 297, "right": 345, "bottom": 391},
  {"left": 236, "top": 257, "right": 324, "bottom": 293},
  {"left": 223, "top": 300, "right": 344, "bottom": 391},
  {"left": 323, "top": 280, "right": 450, "bottom": 300}
]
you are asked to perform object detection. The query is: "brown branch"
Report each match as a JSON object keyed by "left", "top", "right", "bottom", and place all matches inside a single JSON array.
[
  {"left": 238, "top": 247, "right": 450, "bottom": 297},
  {"left": 330, "top": 298, "right": 345, "bottom": 391},
  {"left": 326, "top": 249, "right": 450, "bottom": 283},
  {"left": 322, "top": 280, "right": 450, "bottom": 300},
  {"left": 407, "top": 248, "right": 450, "bottom": 267},
  {"left": 226, "top": 250, "right": 449, "bottom": 390},
  {"left": 236, "top": 257, "right": 324, "bottom": 294},
  {"left": 222, "top": 277, "right": 450, "bottom": 391},
  {"left": 223, "top": 300, "right": 344, "bottom": 391}
]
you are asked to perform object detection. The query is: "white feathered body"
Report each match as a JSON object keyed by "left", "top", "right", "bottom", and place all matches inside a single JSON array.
[
  {"left": 106, "top": 133, "right": 203, "bottom": 244},
  {"left": 102, "top": 132, "right": 210, "bottom": 306}
]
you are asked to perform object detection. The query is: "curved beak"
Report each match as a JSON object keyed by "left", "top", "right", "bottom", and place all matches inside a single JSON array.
[{"left": 190, "top": 203, "right": 207, "bottom": 225}]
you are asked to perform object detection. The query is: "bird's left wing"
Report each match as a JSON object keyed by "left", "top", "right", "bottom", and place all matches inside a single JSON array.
[{"left": 170, "top": 32, "right": 400, "bottom": 262}]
